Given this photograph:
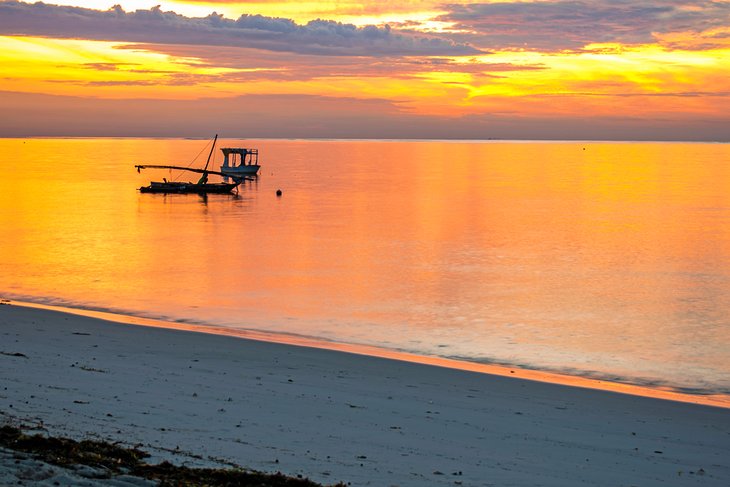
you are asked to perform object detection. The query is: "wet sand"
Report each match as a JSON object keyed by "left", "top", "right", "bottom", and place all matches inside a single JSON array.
[{"left": 1, "top": 303, "right": 729, "bottom": 486}]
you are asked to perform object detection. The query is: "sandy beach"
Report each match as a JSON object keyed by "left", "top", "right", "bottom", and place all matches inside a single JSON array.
[{"left": 1, "top": 303, "right": 729, "bottom": 486}]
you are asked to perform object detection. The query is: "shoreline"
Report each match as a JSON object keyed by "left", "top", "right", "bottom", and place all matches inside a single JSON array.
[
  {"left": 7, "top": 299, "right": 730, "bottom": 409},
  {"left": 2, "top": 302, "right": 729, "bottom": 486}
]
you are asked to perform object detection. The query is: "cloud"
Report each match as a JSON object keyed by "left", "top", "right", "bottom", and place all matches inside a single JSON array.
[
  {"left": 82, "top": 62, "right": 137, "bottom": 71},
  {"left": 109, "top": 43, "right": 539, "bottom": 83},
  {"left": 438, "top": 1, "right": 730, "bottom": 50},
  {"left": 0, "top": 1, "right": 481, "bottom": 56}
]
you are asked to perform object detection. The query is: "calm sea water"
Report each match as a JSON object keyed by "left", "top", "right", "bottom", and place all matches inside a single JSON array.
[{"left": 1, "top": 138, "right": 729, "bottom": 395}]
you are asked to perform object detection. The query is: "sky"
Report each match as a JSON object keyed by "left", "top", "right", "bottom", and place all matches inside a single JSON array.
[{"left": 1, "top": 0, "right": 729, "bottom": 140}]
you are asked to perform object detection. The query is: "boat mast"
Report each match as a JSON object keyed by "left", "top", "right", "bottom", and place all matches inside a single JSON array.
[{"left": 198, "top": 134, "right": 218, "bottom": 185}]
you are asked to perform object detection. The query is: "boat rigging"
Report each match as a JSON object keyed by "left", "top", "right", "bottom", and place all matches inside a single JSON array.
[{"left": 135, "top": 135, "right": 252, "bottom": 194}]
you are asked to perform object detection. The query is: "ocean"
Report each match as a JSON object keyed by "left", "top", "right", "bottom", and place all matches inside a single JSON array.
[{"left": 1, "top": 138, "right": 728, "bottom": 396}]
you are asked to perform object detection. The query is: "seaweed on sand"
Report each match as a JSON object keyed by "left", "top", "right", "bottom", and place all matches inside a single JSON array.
[{"left": 0, "top": 425, "right": 346, "bottom": 486}]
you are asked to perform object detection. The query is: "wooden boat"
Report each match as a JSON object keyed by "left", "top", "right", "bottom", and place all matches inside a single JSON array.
[
  {"left": 136, "top": 135, "right": 247, "bottom": 194},
  {"left": 138, "top": 180, "right": 237, "bottom": 194},
  {"left": 220, "top": 147, "right": 260, "bottom": 178}
]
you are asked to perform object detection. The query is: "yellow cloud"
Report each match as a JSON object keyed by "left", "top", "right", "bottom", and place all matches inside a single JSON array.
[
  {"left": 0, "top": 36, "right": 240, "bottom": 99},
  {"left": 2, "top": 25, "right": 729, "bottom": 122}
]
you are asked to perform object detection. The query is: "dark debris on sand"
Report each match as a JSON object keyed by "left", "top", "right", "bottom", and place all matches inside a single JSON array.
[{"left": 0, "top": 425, "right": 346, "bottom": 486}]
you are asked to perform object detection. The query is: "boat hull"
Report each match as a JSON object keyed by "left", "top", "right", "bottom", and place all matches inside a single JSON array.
[
  {"left": 220, "top": 165, "right": 260, "bottom": 176},
  {"left": 139, "top": 181, "right": 238, "bottom": 194}
]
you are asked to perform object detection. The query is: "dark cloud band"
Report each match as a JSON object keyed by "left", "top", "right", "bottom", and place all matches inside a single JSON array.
[
  {"left": 0, "top": 1, "right": 481, "bottom": 56},
  {"left": 439, "top": 0, "right": 730, "bottom": 50}
]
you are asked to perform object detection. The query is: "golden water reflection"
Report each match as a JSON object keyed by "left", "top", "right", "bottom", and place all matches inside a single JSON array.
[{"left": 1, "top": 138, "right": 729, "bottom": 395}]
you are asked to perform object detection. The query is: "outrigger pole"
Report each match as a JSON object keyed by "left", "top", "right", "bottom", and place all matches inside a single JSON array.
[{"left": 134, "top": 164, "right": 248, "bottom": 181}]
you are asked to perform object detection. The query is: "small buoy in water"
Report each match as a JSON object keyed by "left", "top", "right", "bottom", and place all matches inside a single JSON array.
[{"left": 276, "top": 189, "right": 282, "bottom": 197}]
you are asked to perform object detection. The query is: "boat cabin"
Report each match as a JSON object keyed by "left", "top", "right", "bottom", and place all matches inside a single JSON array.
[
  {"left": 220, "top": 147, "right": 261, "bottom": 177},
  {"left": 221, "top": 148, "right": 259, "bottom": 168}
]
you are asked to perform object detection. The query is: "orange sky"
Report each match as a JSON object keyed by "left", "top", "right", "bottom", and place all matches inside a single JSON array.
[{"left": 1, "top": 0, "right": 729, "bottom": 139}]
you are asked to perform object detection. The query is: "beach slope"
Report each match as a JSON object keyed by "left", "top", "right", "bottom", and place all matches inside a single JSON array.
[{"left": 1, "top": 304, "right": 728, "bottom": 486}]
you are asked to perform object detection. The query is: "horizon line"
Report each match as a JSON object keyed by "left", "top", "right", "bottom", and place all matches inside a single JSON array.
[{"left": 2, "top": 135, "right": 728, "bottom": 144}]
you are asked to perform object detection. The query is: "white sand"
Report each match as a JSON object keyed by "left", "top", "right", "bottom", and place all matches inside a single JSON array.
[{"left": 1, "top": 303, "right": 728, "bottom": 486}]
